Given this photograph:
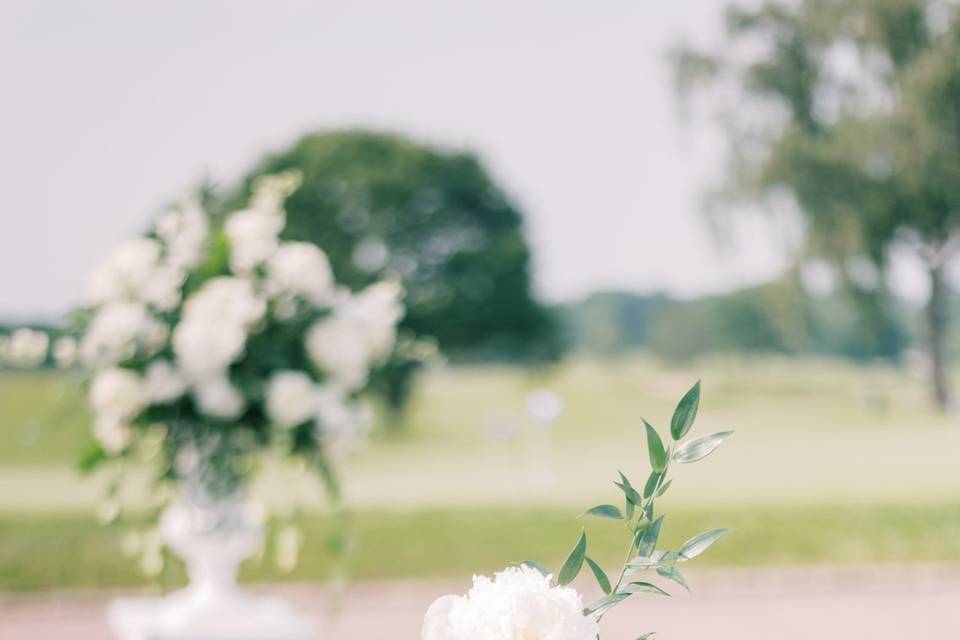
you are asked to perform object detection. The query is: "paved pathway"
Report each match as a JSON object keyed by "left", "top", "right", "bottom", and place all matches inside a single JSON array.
[{"left": 2, "top": 564, "right": 958, "bottom": 639}]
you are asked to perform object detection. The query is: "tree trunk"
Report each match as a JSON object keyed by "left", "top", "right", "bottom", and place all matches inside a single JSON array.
[{"left": 926, "top": 263, "right": 951, "bottom": 410}]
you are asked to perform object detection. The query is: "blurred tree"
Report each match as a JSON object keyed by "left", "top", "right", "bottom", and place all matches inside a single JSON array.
[
  {"left": 232, "top": 130, "right": 561, "bottom": 416},
  {"left": 674, "top": 0, "right": 960, "bottom": 409}
]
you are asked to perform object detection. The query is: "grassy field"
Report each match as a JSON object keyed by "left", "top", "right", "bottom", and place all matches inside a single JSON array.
[{"left": 1, "top": 356, "right": 959, "bottom": 590}]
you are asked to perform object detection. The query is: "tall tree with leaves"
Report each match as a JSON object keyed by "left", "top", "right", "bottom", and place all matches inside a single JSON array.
[
  {"left": 231, "top": 130, "right": 561, "bottom": 416},
  {"left": 675, "top": 0, "right": 960, "bottom": 409}
]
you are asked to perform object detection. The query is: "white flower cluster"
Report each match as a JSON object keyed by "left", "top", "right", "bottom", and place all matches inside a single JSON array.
[
  {"left": 79, "top": 171, "right": 403, "bottom": 456},
  {"left": 0, "top": 330, "right": 78, "bottom": 370},
  {"left": 422, "top": 566, "right": 598, "bottom": 640},
  {"left": 1, "top": 328, "right": 50, "bottom": 368}
]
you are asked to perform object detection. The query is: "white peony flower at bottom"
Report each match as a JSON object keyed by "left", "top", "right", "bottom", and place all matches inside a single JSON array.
[
  {"left": 266, "top": 370, "right": 316, "bottom": 429},
  {"left": 421, "top": 566, "right": 598, "bottom": 640}
]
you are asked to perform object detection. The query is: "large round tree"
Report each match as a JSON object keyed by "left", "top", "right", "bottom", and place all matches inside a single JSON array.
[{"left": 232, "top": 130, "right": 560, "bottom": 412}]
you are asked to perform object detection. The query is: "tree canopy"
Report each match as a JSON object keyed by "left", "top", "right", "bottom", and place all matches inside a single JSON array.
[
  {"left": 231, "top": 130, "right": 561, "bottom": 411},
  {"left": 675, "top": 0, "right": 960, "bottom": 408}
]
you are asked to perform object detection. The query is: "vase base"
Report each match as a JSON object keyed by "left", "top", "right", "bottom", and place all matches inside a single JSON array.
[{"left": 108, "top": 590, "right": 315, "bottom": 640}]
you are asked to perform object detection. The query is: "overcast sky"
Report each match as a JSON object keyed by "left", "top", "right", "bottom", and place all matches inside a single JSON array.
[{"left": 0, "top": 1, "right": 816, "bottom": 319}]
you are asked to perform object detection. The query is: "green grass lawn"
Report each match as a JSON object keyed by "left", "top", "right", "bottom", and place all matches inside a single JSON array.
[
  {"left": 3, "top": 503, "right": 959, "bottom": 591},
  {"left": 1, "top": 356, "right": 959, "bottom": 590}
]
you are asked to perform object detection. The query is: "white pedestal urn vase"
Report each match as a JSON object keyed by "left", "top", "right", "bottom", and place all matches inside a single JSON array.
[{"left": 108, "top": 478, "right": 314, "bottom": 640}]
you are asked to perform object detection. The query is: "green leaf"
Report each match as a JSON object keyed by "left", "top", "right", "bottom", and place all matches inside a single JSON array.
[
  {"left": 615, "top": 472, "right": 643, "bottom": 506},
  {"left": 670, "top": 380, "right": 700, "bottom": 440},
  {"left": 584, "top": 581, "right": 669, "bottom": 615},
  {"left": 520, "top": 560, "right": 551, "bottom": 577},
  {"left": 657, "top": 565, "right": 690, "bottom": 592},
  {"left": 78, "top": 442, "right": 108, "bottom": 473},
  {"left": 679, "top": 528, "right": 731, "bottom": 560},
  {"left": 655, "top": 478, "right": 673, "bottom": 497},
  {"left": 623, "top": 581, "right": 670, "bottom": 596},
  {"left": 583, "top": 504, "right": 623, "bottom": 520},
  {"left": 584, "top": 591, "right": 629, "bottom": 615},
  {"left": 674, "top": 431, "right": 733, "bottom": 464},
  {"left": 636, "top": 633, "right": 656, "bottom": 640},
  {"left": 557, "top": 528, "right": 587, "bottom": 585},
  {"left": 642, "top": 471, "right": 662, "bottom": 499},
  {"left": 643, "top": 420, "right": 668, "bottom": 473},
  {"left": 638, "top": 515, "right": 664, "bottom": 557},
  {"left": 625, "top": 495, "right": 635, "bottom": 521},
  {"left": 585, "top": 556, "right": 612, "bottom": 594},
  {"left": 627, "top": 550, "right": 666, "bottom": 570}
]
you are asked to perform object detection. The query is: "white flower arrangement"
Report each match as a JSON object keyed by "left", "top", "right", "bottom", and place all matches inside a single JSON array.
[{"left": 76, "top": 170, "right": 404, "bottom": 495}]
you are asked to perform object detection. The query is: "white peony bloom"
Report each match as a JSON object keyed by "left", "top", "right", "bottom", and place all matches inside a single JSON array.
[
  {"left": 144, "top": 360, "right": 187, "bottom": 403},
  {"left": 154, "top": 194, "right": 209, "bottom": 270},
  {"left": 266, "top": 370, "right": 316, "bottom": 429},
  {"left": 194, "top": 375, "right": 245, "bottom": 419},
  {"left": 90, "top": 368, "right": 144, "bottom": 421},
  {"left": 224, "top": 208, "right": 284, "bottom": 273},
  {"left": 93, "top": 414, "right": 132, "bottom": 453},
  {"left": 7, "top": 328, "right": 49, "bottom": 367},
  {"left": 265, "top": 242, "right": 334, "bottom": 307},
  {"left": 305, "top": 316, "right": 371, "bottom": 390},
  {"left": 84, "top": 238, "right": 163, "bottom": 305},
  {"left": 421, "top": 565, "right": 598, "bottom": 640},
  {"left": 52, "top": 336, "right": 78, "bottom": 368},
  {"left": 80, "top": 302, "right": 166, "bottom": 368}
]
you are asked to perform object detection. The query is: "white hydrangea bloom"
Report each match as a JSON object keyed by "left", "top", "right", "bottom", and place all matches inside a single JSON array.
[
  {"left": 421, "top": 566, "right": 598, "bottom": 640},
  {"left": 84, "top": 238, "right": 163, "bottom": 305},
  {"left": 140, "top": 264, "right": 185, "bottom": 311},
  {"left": 265, "top": 242, "right": 335, "bottom": 307},
  {"left": 173, "top": 277, "right": 264, "bottom": 382},
  {"left": 52, "top": 336, "right": 78, "bottom": 368},
  {"left": 224, "top": 208, "right": 284, "bottom": 274},
  {"left": 144, "top": 360, "right": 187, "bottom": 403},
  {"left": 305, "top": 281, "right": 403, "bottom": 389},
  {"left": 90, "top": 368, "right": 145, "bottom": 422},
  {"left": 7, "top": 328, "right": 49, "bottom": 367},
  {"left": 340, "top": 281, "right": 404, "bottom": 362},
  {"left": 306, "top": 316, "right": 371, "bottom": 390},
  {"left": 266, "top": 370, "right": 316, "bottom": 429},
  {"left": 194, "top": 375, "right": 245, "bottom": 419},
  {"left": 154, "top": 194, "right": 209, "bottom": 270},
  {"left": 80, "top": 302, "right": 166, "bottom": 368}
]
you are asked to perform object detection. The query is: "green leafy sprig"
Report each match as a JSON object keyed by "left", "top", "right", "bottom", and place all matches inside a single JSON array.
[{"left": 525, "top": 380, "right": 733, "bottom": 639}]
